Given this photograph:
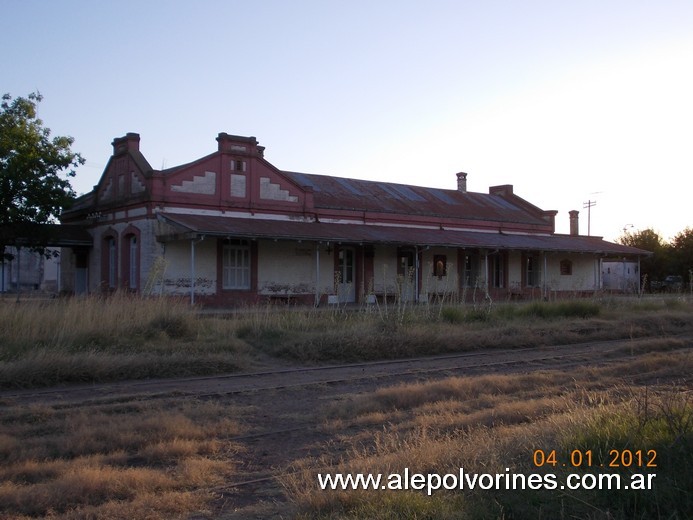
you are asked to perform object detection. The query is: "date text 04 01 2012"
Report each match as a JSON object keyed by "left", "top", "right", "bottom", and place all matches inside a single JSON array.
[{"left": 533, "top": 449, "right": 657, "bottom": 469}]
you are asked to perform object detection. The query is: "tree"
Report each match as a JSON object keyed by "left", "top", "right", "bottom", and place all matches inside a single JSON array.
[
  {"left": 618, "top": 228, "right": 665, "bottom": 252},
  {"left": 0, "top": 92, "right": 83, "bottom": 227},
  {"left": 671, "top": 227, "right": 693, "bottom": 284},
  {"left": 617, "top": 228, "right": 670, "bottom": 289},
  {"left": 0, "top": 92, "right": 83, "bottom": 261}
]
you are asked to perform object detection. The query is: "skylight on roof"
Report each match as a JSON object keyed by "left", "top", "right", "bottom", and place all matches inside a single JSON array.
[{"left": 334, "top": 177, "right": 365, "bottom": 196}]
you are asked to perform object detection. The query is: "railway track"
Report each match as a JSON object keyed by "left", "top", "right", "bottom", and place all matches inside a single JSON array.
[
  {"left": 212, "top": 335, "right": 693, "bottom": 517},
  {"left": 1, "top": 334, "right": 690, "bottom": 518}
]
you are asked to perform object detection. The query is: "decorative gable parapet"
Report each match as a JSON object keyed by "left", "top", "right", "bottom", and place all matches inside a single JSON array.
[
  {"left": 489, "top": 184, "right": 513, "bottom": 197},
  {"left": 259, "top": 177, "right": 298, "bottom": 202},
  {"left": 216, "top": 133, "right": 263, "bottom": 157},
  {"left": 230, "top": 173, "right": 247, "bottom": 198},
  {"left": 490, "top": 183, "right": 555, "bottom": 234},
  {"left": 170, "top": 171, "right": 217, "bottom": 195},
  {"left": 131, "top": 172, "right": 146, "bottom": 194},
  {"left": 542, "top": 210, "right": 558, "bottom": 233},
  {"left": 112, "top": 133, "right": 140, "bottom": 155},
  {"left": 99, "top": 176, "right": 114, "bottom": 200},
  {"left": 303, "top": 186, "right": 314, "bottom": 212}
]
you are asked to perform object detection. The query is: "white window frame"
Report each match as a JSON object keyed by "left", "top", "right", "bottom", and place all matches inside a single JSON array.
[
  {"left": 230, "top": 159, "right": 247, "bottom": 172},
  {"left": 223, "top": 240, "right": 251, "bottom": 289},
  {"left": 526, "top": 255, "right": 541, "bottom": 288}
]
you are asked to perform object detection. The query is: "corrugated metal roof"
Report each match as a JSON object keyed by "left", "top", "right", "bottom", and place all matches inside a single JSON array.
[
  {"left": 282, "top": 171, "right": 547, "bottom": 226},
  {"left": 286, "top": 171, "right": 321, "bottom": 191},
  {"left": 158, "top": 213, "right": 649, "bottom": 256}
]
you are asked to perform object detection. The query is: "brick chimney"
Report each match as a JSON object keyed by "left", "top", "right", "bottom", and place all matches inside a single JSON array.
[
  {"left": 112, "top": 133, "right": 140, "bottom": 155},
  {"left": 569, "top": 210, "right": 580, "bottom": 236},
  {"left": 456, "top": 172, "right": 468, "bottom": 193}
]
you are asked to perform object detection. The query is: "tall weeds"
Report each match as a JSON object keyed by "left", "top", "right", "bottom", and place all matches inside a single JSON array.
[
  {"left": 2, "top": 296, "right": 692, "bottom": 387},
  {"left": 0, "top": 293, "right": 194, "bottom": 353},
  {"left": 232, "top": 298, "right": 693, "bottom": 363},
  {"left": 0, "top": 294, "right": 250, "bottom": 388}
]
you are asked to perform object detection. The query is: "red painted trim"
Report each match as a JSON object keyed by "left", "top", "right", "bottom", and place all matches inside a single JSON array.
[{"left": 215, "top": 238, "right": 259, "bottom": 305}]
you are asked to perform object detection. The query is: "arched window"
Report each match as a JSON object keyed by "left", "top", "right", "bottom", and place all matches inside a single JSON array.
[
  {"left": 128, "top": 235, "right": 137, "bottom": 290},
  {"left": 122, "top": 227, "right": 141, "bottom": 292},
  {"left": 433, "top": 255, "right": 447, "bottom": 278},
  {"left": 102, "top": 233, "right": 118, "bottom": 290}
]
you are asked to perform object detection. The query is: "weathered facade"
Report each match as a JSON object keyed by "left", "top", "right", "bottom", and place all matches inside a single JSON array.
[
  {"left": 602, "top": 259, "right": 641, "bottom": 293},
  {"left": 1, "top": 223, "right": 92, "bottom": 295},
  {"left": 59, "top": 132, "right": 649, "bottom": 305}
]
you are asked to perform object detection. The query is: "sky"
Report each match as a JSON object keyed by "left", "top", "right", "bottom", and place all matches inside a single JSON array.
[{"left": 4, "top": 0, "right": 692, "bottom": 241}]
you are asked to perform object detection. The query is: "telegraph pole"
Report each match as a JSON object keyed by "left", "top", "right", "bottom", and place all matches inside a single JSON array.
[{"left": 583, "top": 200, "right": 597, "bottom": 236}]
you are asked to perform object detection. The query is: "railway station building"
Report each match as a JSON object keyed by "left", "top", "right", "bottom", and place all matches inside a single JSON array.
[{"left": 58, "top": 132, "right": 649, "bottom": 305}]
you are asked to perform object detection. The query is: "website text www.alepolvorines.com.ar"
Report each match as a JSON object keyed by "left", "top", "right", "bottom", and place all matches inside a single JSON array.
[{"left": 317, "top": 467, "right": 657, "bottom": 496}]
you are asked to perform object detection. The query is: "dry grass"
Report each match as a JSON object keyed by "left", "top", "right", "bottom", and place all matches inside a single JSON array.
[
  {"left": 0, "top": 293, "right": 195, "bottom": 349},
  {"left": 326, "top": 352, "right": 692, "bottom": 425},
  {"left": 285, "top": 350, "right": 693, "bottom": 519},
  {"left": 234, "top": 298, "right": 693, "bottom": 363},
  {"left": 0, "top": 399, "right": 242, "bottom": 519},
  {"left": 0, "top": 294, "right": 251, "bottom": 388},
  {"left": 1, "top": 295, "right": 692, "bottom": 388},
  {"left": 0, "top": 297, "right": 691, "bottom": 517}
]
